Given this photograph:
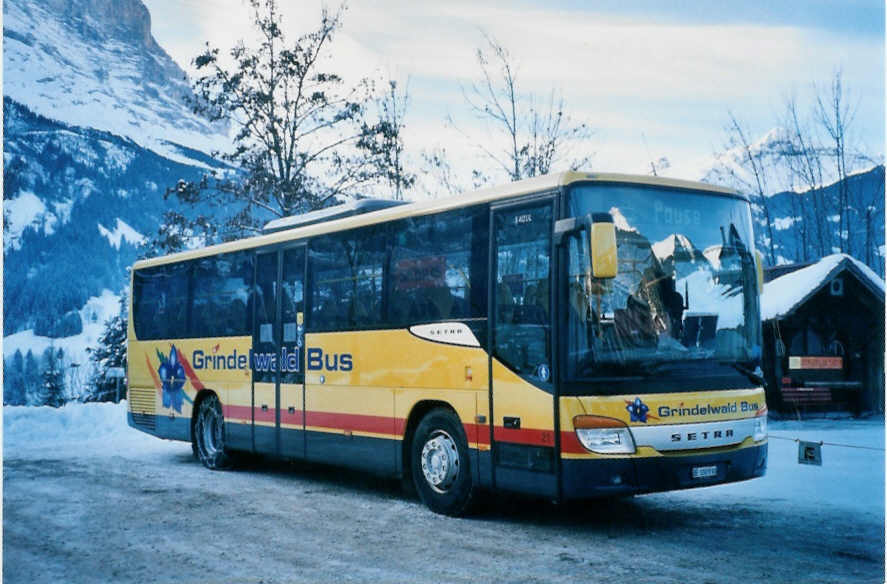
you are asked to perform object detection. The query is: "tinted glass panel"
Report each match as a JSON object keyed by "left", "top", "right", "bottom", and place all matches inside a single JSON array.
[
  {"left": 133, "top": 262, "right": 190, "bottom": 340},
  {"left": 281, "top": 247, "right": 305, "bottom": 384},
  {"left": 389, "top": 207, "right": 488, "bottom": 325},
  {"left": 310, "top": 224, "right": 387, "bottom": 331},
  {"left": 494, "top": 202, "right": 552, "bottom": 384},
  {"left": 191, "top": 251, "right": 252, "bottom": 337},
  {"left": 253, "top": 252, "right": 278, "bottom": 383},
  {"left": 565, "top": 184, "right": 761, "bottom": 392}
]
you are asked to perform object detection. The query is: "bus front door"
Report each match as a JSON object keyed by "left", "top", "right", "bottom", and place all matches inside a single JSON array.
[
  {"left": 252, "top": 246, "right": 306, "bottom": 458},
  {"left": 489, "top": 198, "right": 559, "bottom": 498}
]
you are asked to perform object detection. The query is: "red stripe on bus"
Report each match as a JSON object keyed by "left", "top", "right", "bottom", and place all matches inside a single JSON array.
[
  {"left": 254, "top": 407, "right": 275, "bottom": 424},
  {"left": 280, "top": 409, "right": 300, "bottom": 426},
  {"left": 305, "top": 411, "right": 405, "bottom": 435},
  {"left": 217, "top": 408, "right": 581, "bottom": 453},
  {"left": 221, "top": 404, "right": 274, "bottom": 424},
  {"left": 222, "top": 404, "right": 249, "bottom": 420},
  {"left": 462, "top": 423, "right": 490, "bottom": 445},
  {"left": 222, "top": 406, "right": 406, "bottom": 435},
  {"left": 493, "top": 426, "right": 556, "bottom": 447}
]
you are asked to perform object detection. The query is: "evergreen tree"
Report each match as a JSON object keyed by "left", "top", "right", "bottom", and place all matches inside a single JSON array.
[
  {"left": 88, "top": 293, "right": 128, "bottom": 402},
  {"left": 41, "top": 347, "right": 66, "bottom": 408},
  {"left": 23, "top": 350, "right": 40, "bottom": 405},
  {"left": 4, "top": 350, "right": 27, "bottom": 406}
]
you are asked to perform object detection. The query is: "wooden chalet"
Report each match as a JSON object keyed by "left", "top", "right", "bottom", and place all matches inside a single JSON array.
[{"left": 761, "top": 254, "right": 885, "bottom": 415}]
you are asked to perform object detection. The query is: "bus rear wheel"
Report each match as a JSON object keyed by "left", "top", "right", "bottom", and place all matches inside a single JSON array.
[
  {"left": 411, "top": 408, "right": 476, "bottom": 516},
  {"left": 194, "top": 394, "right": 231, "bottom": 470}
]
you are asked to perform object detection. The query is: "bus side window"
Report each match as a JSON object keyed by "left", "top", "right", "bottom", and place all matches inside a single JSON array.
[
  {"left": 310, "top": 224, "right": 386, "bottom": 331},
  {"left": 133, "top": 262, "right": 190, "bottom": 340},
  {"left": 388, "top": 206, "right": 485, "bottom": 326}
]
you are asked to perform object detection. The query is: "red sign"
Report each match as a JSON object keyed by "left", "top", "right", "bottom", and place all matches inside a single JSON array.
[
  {"left": 394, "top": 256, "right": 446, "bottom": 291},
  {"left": 788, "top": 356, "right": 843, "bottom": 370}
]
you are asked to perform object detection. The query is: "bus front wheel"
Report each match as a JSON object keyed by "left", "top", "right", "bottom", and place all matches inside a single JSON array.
[
  {"left": 411, "top": 408, "right": 476, "bottom": 516},
  {"left": 194, "top": 393, "right": 231, "bottom": 470}
]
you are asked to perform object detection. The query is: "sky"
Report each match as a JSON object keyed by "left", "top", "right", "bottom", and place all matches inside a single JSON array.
[{"left": 142, "top": 0, "right": 885, "bottom": 193}]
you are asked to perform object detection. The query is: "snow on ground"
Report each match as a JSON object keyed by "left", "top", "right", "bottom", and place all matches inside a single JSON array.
[
  {"left": 3, "top": 401, "right": 170, "bottom": 456},
  {"left": 4, "top": 401, "right": 883, "bottom": 518},
  {"left": 4, "top": 402, "right": 883, "bottom": 583},
  {"left": 660, "top": 417, "right": 884, "bottom": 518}
]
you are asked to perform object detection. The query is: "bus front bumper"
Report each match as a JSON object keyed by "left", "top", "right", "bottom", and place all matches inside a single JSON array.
[{"left": 560, "top": 442, "right": 767, "bottom": 499}]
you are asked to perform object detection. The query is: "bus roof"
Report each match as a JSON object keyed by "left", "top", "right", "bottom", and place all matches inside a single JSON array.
[{"left": 133, "top": 171, "right": 740, "bottom": 269}]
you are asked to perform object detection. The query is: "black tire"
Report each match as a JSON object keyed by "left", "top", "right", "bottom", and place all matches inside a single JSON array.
[
  {"left": 411, "top": 408, "right": 476, "bottom": 516},
  {"left": 193, "top": 394, "right": 231, "bottom": 470}
]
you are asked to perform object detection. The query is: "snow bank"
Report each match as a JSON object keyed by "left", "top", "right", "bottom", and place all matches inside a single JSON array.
[
  {"left": 4, "top": 401, "right": 129, "bottom": 444},
  {"left": 3, "top": 401, "right": 173, "bottom": 458},
  {"left": 761, "top": 253, "right": 885, "bottom": 321}
]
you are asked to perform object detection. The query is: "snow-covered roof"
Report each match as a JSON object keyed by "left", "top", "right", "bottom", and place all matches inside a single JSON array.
[{"left": 761, "top": 254, "right": 885, "bottom": 321}]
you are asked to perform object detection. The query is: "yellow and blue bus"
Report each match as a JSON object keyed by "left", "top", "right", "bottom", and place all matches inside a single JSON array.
[{"left": 127, "top": 171, "right": 767, "bottom": 515}]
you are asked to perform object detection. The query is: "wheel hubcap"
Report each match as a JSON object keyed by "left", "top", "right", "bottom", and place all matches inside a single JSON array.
[
  {"left": 420, "top": 430, "right": 460, "bottom": 493},
  {"left": 200, "top": 399, "right": 223, "bottom": 457}
]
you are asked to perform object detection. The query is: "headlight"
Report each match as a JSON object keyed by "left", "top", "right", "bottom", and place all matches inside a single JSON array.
[
  {"left": 574, "top": 416, "right": 636, "bottom": 454},
  {"left": 753, "top": 414, "right": 767, "bottom": 442}
]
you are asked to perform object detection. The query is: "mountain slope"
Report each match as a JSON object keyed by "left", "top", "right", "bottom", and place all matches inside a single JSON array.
[
  {"left": 2, "top": 0, "right": 232, "bottom": 394},
  {"left": 3, "top": 98, "right": 224, "bottom": 338},
  {"left": 3, "top": 0, "right": 228, "bottom": 162},
  {"left": 762, "top": 165, "right": 885, "bottom": 273}
]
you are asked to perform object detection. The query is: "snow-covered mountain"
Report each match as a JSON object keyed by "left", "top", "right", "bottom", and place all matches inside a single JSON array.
[
  {"left": 763, "top": 165, "right": 885, "bottom": 273},
  {"left": 693, "top": 127, "right": 884, "bottom": 276},
  {"left": 701, "top": 127, "right": 792, "bottom": 193},
  {"left": 3, "top": 0, "right": 229, "bottom": 162},
  {"left": 3, "top": 0, "right": 230, "bottom": 396},
  {"left": 652, "top": 233, "right": 703, "bottom": 279}
]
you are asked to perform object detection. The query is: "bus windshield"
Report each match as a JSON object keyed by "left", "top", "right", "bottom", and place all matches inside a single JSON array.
[{"left": 565, "top": 183, "right": 762, "bottom": 392}]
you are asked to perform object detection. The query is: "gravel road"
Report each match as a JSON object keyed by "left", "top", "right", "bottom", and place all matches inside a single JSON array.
[{"left": 3, "top": 435, "right": 884, "bottom": 584}]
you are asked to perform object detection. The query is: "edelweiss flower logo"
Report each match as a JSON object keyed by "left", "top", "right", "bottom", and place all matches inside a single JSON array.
[
  {"left": 157, "top": 345, "right": 186, "bottom": 413},
  {"left": 625, "top": 397, "right": 650, "bottom": 423}
]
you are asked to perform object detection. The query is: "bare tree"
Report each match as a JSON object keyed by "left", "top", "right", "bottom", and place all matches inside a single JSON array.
[
  {"left": 778, "top": 95, "right": 827, "bottom": 259},
  {"left": 815, "top": 71, "right": 857, "bottom": 254},
  {"left": 452, "top": 33, "right": 592, "bottom": 183},
  {"left": 721, "top": 111, "right": 778, "bottom": 265},
  {"left": 418, "top": 147, "right": 465, "bottom": 198},
  {"left": 170, "top": 1, "right": 405, "bottom": 241},
  {"left": 367, "top": 79, "right": 415, "bottom": 200}
]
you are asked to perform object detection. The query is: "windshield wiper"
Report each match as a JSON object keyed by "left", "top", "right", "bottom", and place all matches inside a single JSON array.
[{"left": 729, "top": 363, "right": 764, "bottom": 385}]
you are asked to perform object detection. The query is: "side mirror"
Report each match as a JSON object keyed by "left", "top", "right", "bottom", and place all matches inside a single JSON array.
[
  {"left": 754, "top": 250, "right": 764, "bottom": 295},
  {"left": 590, "top": 213, "right": 617, "bottom": 279}
]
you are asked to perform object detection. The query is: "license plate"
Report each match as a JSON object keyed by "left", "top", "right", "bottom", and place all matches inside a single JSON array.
[{"left": 692, "top": 465, "right": 718, "bottom": 479}]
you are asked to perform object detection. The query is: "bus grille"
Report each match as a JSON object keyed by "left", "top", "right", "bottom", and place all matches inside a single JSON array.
[{"left": 129, "top": 386, "right": 156, "bottom": 430}]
